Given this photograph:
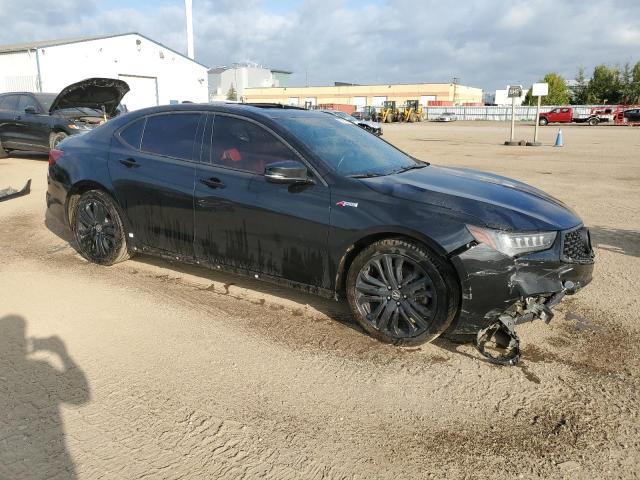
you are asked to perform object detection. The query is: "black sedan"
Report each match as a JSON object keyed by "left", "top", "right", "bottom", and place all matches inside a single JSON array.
[
  {"left": 0, "top": 78, "right": 129, "bottom": 156},
  {"left": 47, "top": 104, "right": 594, "bottom": 362}
]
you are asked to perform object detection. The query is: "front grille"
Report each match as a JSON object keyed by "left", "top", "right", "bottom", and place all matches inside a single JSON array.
[{"left": 561, "top": 227, "right": 595, "bottom": 263}]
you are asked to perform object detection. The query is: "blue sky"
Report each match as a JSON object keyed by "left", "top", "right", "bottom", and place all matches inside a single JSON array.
[{"left": 2, "top": 0, "right": 639, "bottom": 91}]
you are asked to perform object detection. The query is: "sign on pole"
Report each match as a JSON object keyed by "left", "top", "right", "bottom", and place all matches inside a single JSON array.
[
  {"left": 508, "top": 85, "right": 523, "bottom": 98},
  {"left": 529, "top": 82, "right": 549, "bottom": 146},
  {"left": 532, "top": 82, "right": 549, "bottom": 97},
  {"left": 505, "top": 85, "right": 523, "bottom": 144}
]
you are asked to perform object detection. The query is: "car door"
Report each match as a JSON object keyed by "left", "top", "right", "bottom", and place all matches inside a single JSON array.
[
  {"left": 108, "top": 112, "right": 204, "bottom": 256},
  {"left": 193, "top": 113, "right": 331, "bottom": 289},
  {"left": 0, "top": 95, "right": 20, "bottom": 147},
  {"left": 16, "top": 94, "right": 50, "bottom": 150}
]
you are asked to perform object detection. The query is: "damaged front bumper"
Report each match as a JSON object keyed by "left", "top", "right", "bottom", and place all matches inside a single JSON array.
[{"left": 449, "top": 226, "right": 595, "bottom": 338}]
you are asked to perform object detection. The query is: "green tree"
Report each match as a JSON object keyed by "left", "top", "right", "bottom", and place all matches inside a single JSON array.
[
  {"left": 226, "top": 83, "right": 237, "bottom": 101},
  {"left": 571, "top": 67, "right": 589, "bottom": 105},
  {"left": 524, "top": 72, "right": 570, "bottom": 105},
  {"left": 630, "top": 61, "right": 640, "bottom": 104},
  {"left": 620, "top": 63, "right": 633, "bottom": 103},
  {"left": 587, "top": 65, "right": 621, "bottom": 104}
]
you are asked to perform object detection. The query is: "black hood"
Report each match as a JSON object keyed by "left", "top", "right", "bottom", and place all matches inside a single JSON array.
[
  {"left": 49, "top": 78, "right": 129, "bottom": 116},
  {"left": 360, "top": 165, "right": 582, "bottom": 231}
]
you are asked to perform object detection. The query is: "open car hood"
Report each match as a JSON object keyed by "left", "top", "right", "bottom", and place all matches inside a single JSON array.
[{"left": 49, "top": 78, "right": 130, "bottom": 116}]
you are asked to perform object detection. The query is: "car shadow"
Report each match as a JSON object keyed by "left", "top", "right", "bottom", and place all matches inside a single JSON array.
[
  {"left": 7, "top": 151, "right": 48, "bottom": 161},
  {"left": 0, "top": 314, "right": 90, "bottom": 479},
  {"left": 43, "top": 212, "right": 487, "bottom": 362},
  {"left": 590, "top": 226, "right": 640, "bottom": 258}
]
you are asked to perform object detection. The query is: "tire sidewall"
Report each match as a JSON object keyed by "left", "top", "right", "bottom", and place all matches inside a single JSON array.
[
  {"left": 346, "top": 239, "right": 457, "bottom": 345},
  {"left": 72, "top": 190, "right": 128, "bottom": 266},
  {"left": 50, "top": 132, "right": 67, "bottom": 150}
]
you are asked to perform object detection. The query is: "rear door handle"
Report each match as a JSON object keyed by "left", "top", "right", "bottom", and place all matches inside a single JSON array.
[
  {"left": 200, "top": 177, "right": 225, "bottom": 189},
  {"left": 119, "top": 158, "right": 140, "bottom": 168}
]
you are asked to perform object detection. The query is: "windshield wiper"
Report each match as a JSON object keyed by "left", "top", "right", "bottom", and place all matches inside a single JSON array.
[
  {"left": 348, "top": 172, "right": 387, "bottom": 178},
  {"left": 392, "top": 163, "right": 429, "bottom": 174}
]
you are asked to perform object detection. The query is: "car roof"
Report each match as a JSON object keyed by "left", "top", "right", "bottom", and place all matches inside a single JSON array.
[{"left": 127, "top": 102, "right": 324, "bottom": 121}]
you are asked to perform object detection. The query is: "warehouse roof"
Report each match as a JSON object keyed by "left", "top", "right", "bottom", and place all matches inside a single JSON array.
[{"left": 0, "top": 32, "right": 209, "bottom": 68}]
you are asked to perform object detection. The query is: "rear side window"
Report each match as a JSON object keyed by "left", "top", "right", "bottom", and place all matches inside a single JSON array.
[
  {"left": 0, "top": 95, "right": 19, "bottom": 111},
  {"left": 119, "top": 118, "right": 146, "bottom": 149},
  {"left": 141, "top": 113, "right": 201, "bottom": 160}
]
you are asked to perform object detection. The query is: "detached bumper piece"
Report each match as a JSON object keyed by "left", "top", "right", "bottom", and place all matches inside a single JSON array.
[
  {"left": 0, "top": 179, "right": 31, "bottom": 202},
  {"left": 474, "top": 281, "right": 577, "bottom": 366}
]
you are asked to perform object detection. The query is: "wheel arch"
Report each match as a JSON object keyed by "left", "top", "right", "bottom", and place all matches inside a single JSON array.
[
  {"left": 333, "top": 228, "right": 453, "bottom": 298},
  {"left": 65, "top": 180, "right": 129, "bottom": 231}
]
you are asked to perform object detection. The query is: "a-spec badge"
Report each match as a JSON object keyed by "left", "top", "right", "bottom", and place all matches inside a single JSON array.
[{"left": 336, "top": 201, "right": 358, "bottom": 208}]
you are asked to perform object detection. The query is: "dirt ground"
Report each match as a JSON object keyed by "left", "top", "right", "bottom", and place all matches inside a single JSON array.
[{"left": 1, "top": 121, "right": 639, "bottom": 479}]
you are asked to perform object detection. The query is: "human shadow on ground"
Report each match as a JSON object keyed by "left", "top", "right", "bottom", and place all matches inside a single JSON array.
[{"left": 0, "top": 315, "right": 90, "bottom": 480}]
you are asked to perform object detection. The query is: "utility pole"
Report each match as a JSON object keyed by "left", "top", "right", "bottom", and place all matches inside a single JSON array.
[
  {"left": 452, "top": 76, "right": 459, "bottom": 105},
  {"left": 185, "top": 0, "right": 194, "bottom": 59}
]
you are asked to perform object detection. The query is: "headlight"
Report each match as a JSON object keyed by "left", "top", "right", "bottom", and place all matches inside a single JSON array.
[
  {"left": 467, "top": 225, "right": 557, "bottom": 257},
  {"left": 67, "top": 123, "right": 90, "bottom": 130}
]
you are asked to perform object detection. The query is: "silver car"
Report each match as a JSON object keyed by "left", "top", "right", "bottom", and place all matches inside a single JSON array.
[{"left": 435, "top": 112, "right": 457, "bottom": 122}]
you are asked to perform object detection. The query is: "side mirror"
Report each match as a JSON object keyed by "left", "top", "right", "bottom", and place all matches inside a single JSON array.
[
  {"left": 265, "top": 160, "right": 313, "bottom": 185},
  {"left": 24, "top": 106, "right": 38, "bottom": 114}
]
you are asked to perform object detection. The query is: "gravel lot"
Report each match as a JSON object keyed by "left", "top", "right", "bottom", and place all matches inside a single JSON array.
[{"left": 1, "top": 121, "right": 639, "bottom": 479}]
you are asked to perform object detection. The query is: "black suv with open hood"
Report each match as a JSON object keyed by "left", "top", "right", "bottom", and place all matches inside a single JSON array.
[{"left": 0, "top": 77, "right": 129, "bottom": 155}]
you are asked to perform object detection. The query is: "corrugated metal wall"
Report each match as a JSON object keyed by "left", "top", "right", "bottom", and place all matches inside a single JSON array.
[{"left": 0, "top": 75, "right": 39, "bottom": 92}]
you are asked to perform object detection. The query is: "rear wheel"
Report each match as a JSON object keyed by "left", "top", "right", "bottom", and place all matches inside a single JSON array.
[
  {"left": 49, "top": 132, "right": 68, "bottom": 150},
  {"left": 72, "top": 190, "right": 130, "bottom": 266},
  {"left": 588, "top": 117, "right": 599, "bottom": 126},
  {"left": 538, "top": 117, "right": 548, "bottom": 126},
  {"left": 346, "top": 238, "right": 459, "bottom": 345}
]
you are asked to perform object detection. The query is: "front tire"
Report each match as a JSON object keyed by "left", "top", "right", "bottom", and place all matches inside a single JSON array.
[
  {"left": 588, "top": 117, "right": 599, "bottom": 126},
  {"left": 50, "top": 131, "right": 68, "bottom": 150},
  {"left": 72, "top": 190, "right": 130, "bottom": 266},
  {"left": 346, "top": 238, "right": 459, "bottom": 345},
  {"left": 538, "top": 117, "right": 548, "bottom": 126}
]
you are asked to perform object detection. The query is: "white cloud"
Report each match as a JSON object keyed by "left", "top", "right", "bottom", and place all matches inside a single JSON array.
[{"left": 0, "top": 0, "right": 639, "bottom": 91}]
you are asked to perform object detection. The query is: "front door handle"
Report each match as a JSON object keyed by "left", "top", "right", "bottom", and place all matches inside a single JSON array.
[
  {"left": 200, "top": 177, "right": 225, "bottom": 189},
  {"left": 119, "top": 158, "right": 140, "bottom": 168}
]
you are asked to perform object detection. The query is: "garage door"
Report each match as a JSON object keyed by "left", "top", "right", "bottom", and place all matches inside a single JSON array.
[
  {"left": 372, "top": 96, "right": 387, "bottom": 107},
  {"left": 118, "top": 74, "right": 158, "bottom": 111},
  {"left": 352, "top": 96, "right": 366, "bottom": 109}
]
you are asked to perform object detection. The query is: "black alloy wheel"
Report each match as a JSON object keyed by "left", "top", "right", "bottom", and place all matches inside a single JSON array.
[
  {"left": 355, "top": 254, "right": 436, "bottom": 338},
  {"left": 73, "top": 190, "right": 130, "bottom": 265},
  {"left": 346, "top": 238, "right": 459, "bottom": 345}
]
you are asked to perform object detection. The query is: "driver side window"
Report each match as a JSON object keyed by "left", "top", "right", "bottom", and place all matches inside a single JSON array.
[
  {"left": 211, "top": 116, "right": 294, "bottom": 175},
  {"left": 17, "top": 95, "right": 40, "bottom": 113}
]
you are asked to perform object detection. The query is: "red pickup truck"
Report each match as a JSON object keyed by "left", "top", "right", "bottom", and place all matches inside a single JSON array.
[{"left": 538, "top": 107, "right": 611, "bottom": 126}]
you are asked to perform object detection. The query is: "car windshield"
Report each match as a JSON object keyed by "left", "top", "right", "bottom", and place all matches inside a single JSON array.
[
  {"left": 35, "top": 93, "right": 101, "bottom": 115},
  {"left": 280, "top": 114, "right": 423, "bottom": 177}
]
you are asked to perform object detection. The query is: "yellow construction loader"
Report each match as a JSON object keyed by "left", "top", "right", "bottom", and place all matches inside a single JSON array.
[{"left": 400, "top": 100, "right": 424, "bottom": 122}]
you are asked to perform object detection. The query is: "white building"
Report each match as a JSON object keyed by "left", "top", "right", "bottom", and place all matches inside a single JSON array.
[
  {"left": 0, "top": 33, "right": 209, "bottom": 110},
  {"left": 208, "top": 63, "right": 291, "bottom": 101},
  {"left": 494, "top": 85, "right": 529, "bottom": 106}
]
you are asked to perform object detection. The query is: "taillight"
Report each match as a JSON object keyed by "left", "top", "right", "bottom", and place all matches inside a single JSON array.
[{"left": 48, "top": 149, "right": 63, "bottom": 166}]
